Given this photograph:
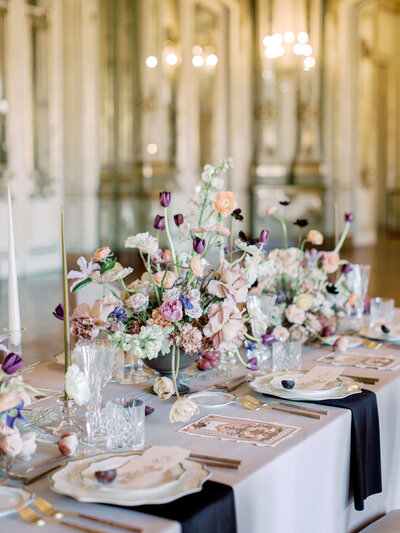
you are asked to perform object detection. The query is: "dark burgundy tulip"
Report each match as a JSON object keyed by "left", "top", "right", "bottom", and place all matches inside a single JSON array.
[
  {"left": 53, "top": 303, "right": 64, "bottom": 321},
  {"left": 174, "top": 214, "right": 184, "bottom": 227},
  {"left": 259, "top": 229, "right": 269, "bottom": 243},
  {"left": 154, "top": 215, "right": 166, "bottom": 231},
  {"left": 193, "top": 237, "right": 206, "bottom": 255},
  {"left": 159, "top": 191, "right": 171, "bottom": 207},
  {"left": 342, "top": 263, "right": 352, "bottom": 274},
  {"left": 2, "top": 353, "right": 23, "bottom": 375},
  {"left": 344, "top": 212, "right": 354, "bottom": 223},
  {"left": 261, "top": 334, "right": 276, "bottom": 347}
]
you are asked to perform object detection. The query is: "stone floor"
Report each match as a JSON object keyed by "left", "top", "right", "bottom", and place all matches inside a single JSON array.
[{"left": 1, "top": 232, "right": 399, "bottom": 365}]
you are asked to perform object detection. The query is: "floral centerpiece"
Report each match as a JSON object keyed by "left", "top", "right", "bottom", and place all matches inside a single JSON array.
[
  {"left": 0, "top": 336, "right": 40, "bottom": 464},
  {"left": 245, "top": 206, "right": 355, "bottom": 343},
  {"left": 65, "top": 159, "right": 272, "bottom": 422}
]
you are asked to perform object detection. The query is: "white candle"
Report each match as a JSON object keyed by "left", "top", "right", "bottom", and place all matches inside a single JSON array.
[{"left": 7, "top": 186, "right": 21, "bottom": 348}]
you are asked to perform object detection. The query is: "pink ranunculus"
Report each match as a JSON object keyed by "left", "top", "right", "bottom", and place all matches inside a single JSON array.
[
  {"left": 0, "top": 422, "right": 23, "bottom": 456},
  {"left": 203, "top": 300, "right": 246, "bottom": 352},
  {"left": 160, "top": 299, "right": 183, "bottom": 322},
  {"left": 208, "top": 260, "right": 249, "bottom": 303},
  {"left": 322, "top": 252, "right": 340, "bottom": 274},
  {"left": 285, "top": 305, "right": 305, "bottom": 325}
]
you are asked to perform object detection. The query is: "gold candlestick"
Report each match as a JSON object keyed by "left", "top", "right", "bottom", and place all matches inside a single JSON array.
[{"left": 61, "top": 208, "right": 71, "bottom": 383}]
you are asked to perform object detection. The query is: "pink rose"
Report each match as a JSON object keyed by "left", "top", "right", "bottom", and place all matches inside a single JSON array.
[
  {"left": 160, "top": 299, "right": 183, "bottom": 322},
  {"left": 0, "top": 422, "right": 23, "bottom": 457},
  {"left": 58, "top": 433, "right": 79, "bottom": 457},
  {"left": 322, "top": 252, "right": 340, "bottom": 274},
  {"left": 203, "top": 300, "right": 246, "bottom": 351},
  {"left": 190, "top": 256, "right": 204, "bottom": 277},
  {"left": 208, "top": 260, "right": 249, "bottom": 303},
  {"left": 285, "top": 305, "right": 305, "bottom": 325}
]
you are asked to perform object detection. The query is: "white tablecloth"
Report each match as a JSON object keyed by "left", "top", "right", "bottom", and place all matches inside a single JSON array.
[{"left": 4, "top": 341, "right": 400, "bottom": 533}]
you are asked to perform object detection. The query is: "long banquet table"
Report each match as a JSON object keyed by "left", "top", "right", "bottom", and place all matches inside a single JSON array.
[{"left": 4, "top": 340, "right": 400, "bottom": 533}]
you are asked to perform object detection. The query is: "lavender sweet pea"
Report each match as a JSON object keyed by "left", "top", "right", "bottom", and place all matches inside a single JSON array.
[
  {"left": 174, "top": 214, "right": 184, "bottom": 227},
  {"left": 2, "top": 353, "right": 23, "bottom": 375},
  {"left": 193, "top": 237, "right": 206, "bottom": 255},
  {"left": 53, "top": 303, "right": 64, "bottom": 321},
  {"left": 261, "top": 334, "right": 276, "bottom": 347},
  {"left": 154, "top": 215, "right": 166, "bottom": 231},
  {"left": 159, "top": 191, "right": 171, "bottom": 207}
]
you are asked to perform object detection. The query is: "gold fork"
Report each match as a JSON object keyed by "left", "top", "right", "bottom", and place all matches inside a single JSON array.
[
  {"left": 245, "top": 395, "right": 328, "bottom": 415},
  {"left": 239, "top": 397, "right": 321, "bottom": 419},
  {"left": 18, "top": 505, "right": 104, "bottom": 532},
  {"left": 33, "top": 497, "right": 143, "bottom": 533}
]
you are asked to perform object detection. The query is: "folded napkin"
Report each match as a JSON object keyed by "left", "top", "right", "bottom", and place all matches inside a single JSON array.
[
  {"left": 133, "top": 480, "right": 237, "bottom": 533},
  {"left": 316, "top": 389, "right": 382, "bottom": 511}
]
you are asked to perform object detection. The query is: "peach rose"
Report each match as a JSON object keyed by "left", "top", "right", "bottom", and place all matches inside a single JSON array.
[
  {"left": 349, "top": 292, "right": 358, "bottom": 306},
  {"left": 162, "top": 249, "right": 172, "bottom": 262},
  {"left": 307, "top": 230, "right": 323, "bottom": 245},
  {"left": 203, "top": 300, "right": 246, "bottom": 351},
  {"left": 214, "top": 191, "right": 237, "bottom": 217},
  {"left": 153, "top": 271, "right": 176, "bottom": 289},
  {"left": 266, "top": 205, "right": 277, "bottom": 215},
  {"left": 0, "top": 422, "right": 23, "bottom": 457},
  {"left": 285, "top": 305, "right": 305, "bottom": 325},
  {"left": 0, "top": 390, "right": 21, "bottom": 413},
  {"left": 333, "top": 336, "right": 348, "bottom": 352},
  {"left": 197, "top": 223, "right": 230, "bottom": 237},
  {"left": 295, "top": 293, "right": 313, "bottom": 311},
  {"left": 322, "top": 252, "right": 340, "bottom": 274},
  {"left": 191, "top": 256, "right": 204, "bottom": 277},
  {"left": 208, "top": 259, "right": 249, "bottom": 303},
  {"left": 93, "top": 246, "right": 111, "bottom": 261}
]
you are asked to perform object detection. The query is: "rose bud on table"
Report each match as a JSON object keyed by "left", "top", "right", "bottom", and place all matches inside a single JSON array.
[{"left": 58, "top": 433, "right": 79, "bottom": 457}]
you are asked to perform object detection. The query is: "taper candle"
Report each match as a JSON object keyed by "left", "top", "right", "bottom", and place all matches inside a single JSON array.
[
  {"left": 7, "top": 186, "right": 21, "bottom": 351},
  {"left": 61, "top": 208, "right": 71, "bottom": 377}
]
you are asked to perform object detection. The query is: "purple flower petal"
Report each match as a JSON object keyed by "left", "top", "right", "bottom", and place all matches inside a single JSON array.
[
  {"left": 2, "top": 353, "right": 23, "bottom": 374},
  {"left": 261, "top": 334, "right": 276, "bottom": 347}
]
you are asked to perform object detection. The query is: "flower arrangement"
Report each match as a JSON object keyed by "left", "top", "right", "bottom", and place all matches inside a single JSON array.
[
  {"left": 248, "top": 205, "right": 355, "bottom": 343},
  {"left": 64, "top": 159, "right": 273, "bottom": 422},
  {"left": 0, "top": 336, "right": 41, "bottom": 461}
]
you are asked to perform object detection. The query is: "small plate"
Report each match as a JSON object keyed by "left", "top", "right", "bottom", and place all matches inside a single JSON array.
[
  {"left": 321, "top": 335, "right": 364, "bottom": 349},
  {"left": 189, "top": 391, "right": 237, "bottom": 407},
  {"left": 360, "top": 325, "right": 400, "bottom": 343},
  {"left": 0, "top": 486, "right": 32, "bottom": 518},
  {"left": 268, "top": 373, "right": 342, "bottom": 396}
]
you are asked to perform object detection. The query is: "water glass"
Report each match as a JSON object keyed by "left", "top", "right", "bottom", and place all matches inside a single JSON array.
[
  {"left": 111, "top": 349, "right": 125, "bottom": 382},
  {"left": 247, "top": 294, "right": 277, "bottom": 337},
  {"left": 348, "top": 264, "right": 371, "bottom": 320},
  {"left": 370, "top": 297, "right": 395, "bottom": 326},
  {"left": 272, "top": 341, "right": 302, "bottom": 372},
  {"left": 105, "top": 398, "right": 145, "bottom": 451}
]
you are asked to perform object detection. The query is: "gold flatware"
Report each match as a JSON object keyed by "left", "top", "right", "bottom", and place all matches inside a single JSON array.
[
  {"left": 343, "top": 375, "right": 378, "bottom": 384},
  {"left": 239, "top": 397, "right": 321, "bottom": 419},
  {"left": 189, "top": 453, "right": 241, "bottom": 465},
  {"left": 33, "top": 497, "right": 143, "bottom": 532},
  {"left": 201, "top": 375, "right": 247, "bottom": 393},
  {"left": 188, "top": 458, "right": 239, "bottom": 469},
  {"left": 23, "top": 451, "right": 86, "bottom": 485},
  {"left": 362, "top": 339, "right": 381, "bottom": 349},
  {"left": 18, "top": 506, "right": 103, "bottom": 532},
  {"left": 245, "top": 395, "right": 328, "bottom": 415}
]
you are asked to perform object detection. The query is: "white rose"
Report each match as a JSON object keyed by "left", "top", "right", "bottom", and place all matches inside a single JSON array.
[
  {"left": 125, "top": 232, "right": 158, "bottom": 255},
  {"left": 169, "top": 397, "right": 200, "bottom": 423},
  {"left": 285, "top": 305, "right": 305, "bottom": 325},
  {"left": 333, "top": 336, "right": 348, "bottom": 353},
  {"left": 163, "top": 288, "right": 181, "bottom": 302},
  {"left": 18, "top": 431, "right": 37, "bottom": 460},
  {"left": 58, "top": 432, "right": 79, "bottom": 457},
  {"left": 127, "top": 293, "right": 149, "bottom": 310},
  {"left": 153, "top": 377, "right": 175, "bottom": 400},
  {"left": 295, "top": 294, "right": 313, "bottom": 311},
  {"left": 65, "top": 364, "right": 90, "bottom": 406}
]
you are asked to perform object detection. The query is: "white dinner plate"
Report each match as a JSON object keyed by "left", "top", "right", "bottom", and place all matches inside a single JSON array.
[
  {"left": 359, "top": 324, "right": 400, "bottom": 343},
  {"left": 268, "top": 372, "right": 343, "bottom": 397},
  {"left": 189, "top": 391, "right": 237, "bottom": 407},
  {"left": 50, "top": 453, "right": 210, "bottom": 506},
  {"left": 0, "top": 487, "right": 32, "bottom": 518},
  {"left": 250, "top": 371, "right": 362, "bottom": 401},
  {"left": 321, "top": 335, "right": 364, "bottom": 349}
]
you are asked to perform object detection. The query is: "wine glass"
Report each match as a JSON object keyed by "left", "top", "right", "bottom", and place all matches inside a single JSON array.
[
  {"left": 247, "top": 294, "right": 277, "bottom": 371},
  {"left": 348, "top": 264, "right": 371, "bottom": 323},
  {"left": 74, "top": 338, "right": 116, "bottom": 447}
]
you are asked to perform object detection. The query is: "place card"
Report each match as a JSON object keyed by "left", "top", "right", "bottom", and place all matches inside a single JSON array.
[
  {"left": 179, "top": 414, "right": 300, "bottom": 447},
  {"left": 295, "top": 365, "right": 346, "bottom": 390},
  {"left": 317, "top": 352, "right": 400, "bottom": 371}
]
